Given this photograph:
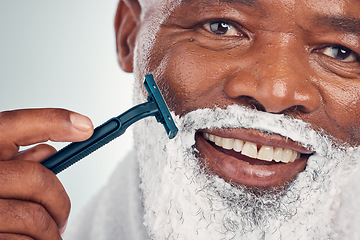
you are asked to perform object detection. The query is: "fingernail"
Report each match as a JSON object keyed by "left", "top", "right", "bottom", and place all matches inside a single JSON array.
[
  {"left": 59, "top": 220, "right": 68, "bottom": 235},
  {"left": 70, "top": 113, "right": 93, "bottom": 132}
]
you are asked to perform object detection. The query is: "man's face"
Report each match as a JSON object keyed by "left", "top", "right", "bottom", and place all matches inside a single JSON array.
[
  {"left": 121, "top": 0, "right": 360, "bottom": 238},
  {"left": 134, "top": 0, "right": 360, "bottom": 188}
]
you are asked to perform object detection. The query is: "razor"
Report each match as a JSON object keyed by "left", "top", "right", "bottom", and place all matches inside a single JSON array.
[{"left": 41, "top": 74, "right": 178, "bottom": 174}]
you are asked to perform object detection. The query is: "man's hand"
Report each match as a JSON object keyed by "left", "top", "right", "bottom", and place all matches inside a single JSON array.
[{"left": 0, "top": 108, "right": 93, "bottom": 240}]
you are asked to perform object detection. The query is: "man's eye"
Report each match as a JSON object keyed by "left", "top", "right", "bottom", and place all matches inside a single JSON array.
[
  {"left": 322, "top": 45, "right": 359, "bottom": 62},
  {"left": 203, "top": 21, "right": 240, "bottom": 36}
]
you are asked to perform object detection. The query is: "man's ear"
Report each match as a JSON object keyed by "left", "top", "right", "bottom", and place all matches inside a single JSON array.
[{"left": 115, "top": 0, "right": 141, "bottom": 73}]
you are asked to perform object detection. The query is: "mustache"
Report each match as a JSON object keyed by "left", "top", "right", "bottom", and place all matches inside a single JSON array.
[
  {"left": 175, "top": 105, "right": 324, "bottom": 152},
  {"left": 173, "top": 104, "right": 360, "bottom": 173}
]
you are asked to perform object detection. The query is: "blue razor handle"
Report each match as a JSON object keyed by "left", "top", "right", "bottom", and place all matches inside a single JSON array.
[{"left": 41, "top": 74, "right": 178, "bottom": 174}]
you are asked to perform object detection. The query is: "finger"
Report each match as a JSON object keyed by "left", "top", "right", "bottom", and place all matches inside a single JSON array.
[
  {"left": 12, "top": 144, "right": 57, "bottom": 163},
  {"left": 0, "top": 233, "right": 34, "bottom": 240},
  {"left": 0, "top": 199, "right": 61, "bottom": 240},
  {"left": 0, "top": 108, "right": 93, "bottom": 160},
  {"left": 0, "top": 161, "right": 70, "bottom": 231}
]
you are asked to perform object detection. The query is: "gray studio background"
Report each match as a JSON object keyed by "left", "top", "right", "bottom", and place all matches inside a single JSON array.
[{"left": 0, "top": 0, "right": 134, "bottom": 224}]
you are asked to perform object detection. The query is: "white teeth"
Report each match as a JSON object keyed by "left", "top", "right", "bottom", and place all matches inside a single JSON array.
[
  {"left": 242, "top": 142, "right": 258, "bottom": 158},
  {"left": 222, "top": 138, "right": 234, "bottom": 150},
  {"left": 214, "top": 136, "right": 223, "bottom": 146},
  {"left": 273, "top": 147, "right": 283, "bottom": 162},
  {"left": 258, "top": 146, "right": 274, "bottom": 161},
  {"left": 233, "top": 139, "right": 244, "bottom": 152},
  {"left": 282, "top": 148, "right": 293, "bottom": 163},
  {"left": 203, "top": 132, "right": 301, "bottom": 163},
  {"left": 291, "top": 151, "right": 299, "bottom": 163}
]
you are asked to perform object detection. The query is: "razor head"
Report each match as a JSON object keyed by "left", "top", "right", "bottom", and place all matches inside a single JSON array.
[{"left": 144, "top": 74, "right": 178, "bottom": 139}]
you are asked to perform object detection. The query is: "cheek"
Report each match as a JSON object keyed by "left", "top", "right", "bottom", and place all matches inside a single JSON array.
[
  {"left": 153, "top": 42, "right": 232, "bottom": 115},
  {"left": 319, "top": 78, "right": 360, "bottom": 143}
]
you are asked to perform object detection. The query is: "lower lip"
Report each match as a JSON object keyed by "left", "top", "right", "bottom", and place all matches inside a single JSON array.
[{"left": 195, "top": 134, "right": 308, "bottom": 188}]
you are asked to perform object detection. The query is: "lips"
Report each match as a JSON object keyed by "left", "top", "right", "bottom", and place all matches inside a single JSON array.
[{"left": 195, "top": 129, "right": 313, "bottom": 188}]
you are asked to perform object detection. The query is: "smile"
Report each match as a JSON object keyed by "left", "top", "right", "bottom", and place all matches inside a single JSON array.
[
  {"left": 195, "top": 129, "right": 313, "bottom": 188},
  {"left": 203, "top": 132, "right": 301, "bottom": 163}
]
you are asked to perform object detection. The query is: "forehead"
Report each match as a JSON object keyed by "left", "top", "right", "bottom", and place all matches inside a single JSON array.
[
  {"left": 175, "top": 0, "right": 360, "bottom": 9},
  {"left": 162, "top": 0, "right": 360, "bottom": 20},
  {"left": 153, "top": 0, "right": 360, "bottom": 37}
]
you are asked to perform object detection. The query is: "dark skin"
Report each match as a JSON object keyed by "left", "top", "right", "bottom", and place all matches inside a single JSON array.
[
  {"left": 1, "top": 0, "right": 360, "bottom": 238},
  {"left": 118, "top": 0, "right": 360, "bottom": 187},
  {"left": 142, "top": 0, "right": 360, "bottom": 144},
  {"left": 0, "top": 109, "right": 93, "bottom": 239}
]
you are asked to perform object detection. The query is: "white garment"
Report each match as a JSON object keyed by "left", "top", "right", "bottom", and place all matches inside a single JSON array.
[{"left": 64, "top": 151, "right": 149, "bottom": 240}]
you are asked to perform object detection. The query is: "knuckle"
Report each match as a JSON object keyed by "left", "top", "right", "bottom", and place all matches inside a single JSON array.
[
  {"left": 55, "top": 186, "right": 71, "bottom": 224},
  {"left": 26, "top": 203, "right": 53, "bottom": 233},
  {"left": 25, "top": 161, "right": 70, "bottom": 222},
  {"left": 45, "top": 108, "right": 69, "bottom": 124},
  {"left": 25, "top": 162, "right": 52, "bottom": 194},
  {"left": 43, "top": 109, "right": 72, "bottom": 142},
  {"left": 0, "top": 143, "right": 18, "bottom": 161},
  {"left": 7, "top": 200, "right": 55, "bottom": 237},
  {"left": 0, "top": 111, "right": 20, "bottom": 160}
]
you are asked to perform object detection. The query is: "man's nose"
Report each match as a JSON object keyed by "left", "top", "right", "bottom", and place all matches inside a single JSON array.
[{"left": 224, "top": 40, "right": 321, "bottom": 114}]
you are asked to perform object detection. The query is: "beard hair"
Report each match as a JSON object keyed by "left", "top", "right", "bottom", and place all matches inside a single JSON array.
[{"left": 132, "top": 90, "right": 360, "bottom": 239}]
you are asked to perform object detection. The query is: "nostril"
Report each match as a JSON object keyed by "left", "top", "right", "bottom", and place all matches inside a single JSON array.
[
  {"left": 235, "top": 96, "right": 266, "bottom": 112},
  {"left": 247, "top": 96, "right": 266, "bottom": 112},
  {"left": 280, "top": 105, "right": 305, "bottom": 115},
  {"left": 266, "top": 104, "right": 312, "bottom": 114}
]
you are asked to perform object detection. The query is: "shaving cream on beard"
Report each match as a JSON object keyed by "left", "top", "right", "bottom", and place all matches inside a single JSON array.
[{"left": 132, "top": 94, "right": 360, "bottom": 239}]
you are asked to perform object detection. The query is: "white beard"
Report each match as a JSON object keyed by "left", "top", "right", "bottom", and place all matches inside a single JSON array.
[{"left": 133, "top": 98, "right": 360, "bottom": 239}]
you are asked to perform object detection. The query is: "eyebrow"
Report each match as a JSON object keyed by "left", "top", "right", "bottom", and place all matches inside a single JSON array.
[{"left": 316, "top": 15, "right": 360, "bottom": 35}]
